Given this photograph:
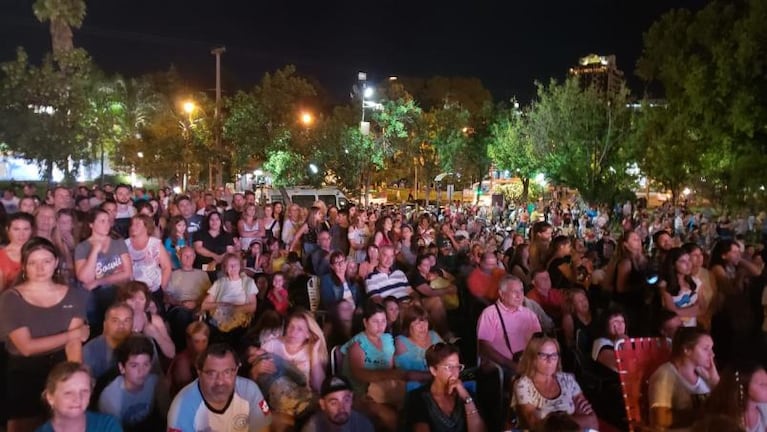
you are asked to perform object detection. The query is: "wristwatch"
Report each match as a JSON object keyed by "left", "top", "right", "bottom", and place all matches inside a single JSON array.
[{"left": 463, "top": 396, "right": 473, "bottom": 405}]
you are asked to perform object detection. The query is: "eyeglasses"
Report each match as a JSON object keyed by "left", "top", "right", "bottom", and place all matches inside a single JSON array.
[
  {"left": 201, "top": 367, "right": 239, "bottom": 380},
  {"left": 537, "top": 352, "right": 560, "bottom": 361},
  {"left": 439, "top": 363, "right": 465, "bottom": 372}
]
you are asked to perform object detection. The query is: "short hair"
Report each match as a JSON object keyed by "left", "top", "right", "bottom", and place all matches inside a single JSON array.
[
  {"left": 104, "top": 302, "right": 134, "bottom": 320},
  {"left": 498, "top": 274, "right": 523, "bottom": 293},
  {"left": 131, "top": 214, "right": 155, "bottom": 235},
  {"left": 195, "top": 343, "right": 239, "bottom": 371},
  {"left": 116, "top": 280, "right": 151, "bottom": 307},
  {"left": 115, "top": 183, "right": 132, "bottom": 192},
  {"left": 44, "top": 362, "right": 93, "bottom": 399},
  {"left": 114, "top": 334, "right": 155, "bottom": 366},
  {"left": 671, "top": 327, "right": 710, "bottom": 360},
  {"left": 6, "top": 211, "right": 35, "bottom": 231},
  {"left": 186, "top": 321, "right": 210, "bottom": 338},
  {"left": 425, "top": 342, "right": 460, "bottom": 368},
  {"left": 401, "top": 304, "right": 429, "bottom": 337},
  {"left": 362, "top": 299, "right": 386, "bottom": 320}
]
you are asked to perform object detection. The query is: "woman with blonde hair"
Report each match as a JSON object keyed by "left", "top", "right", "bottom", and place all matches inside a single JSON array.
[
  {"left": 513, "top": 335, "right": 598, "bottom": 430},
  {"left": 261, "top": 308, "right": 328, "bottom": 392}
]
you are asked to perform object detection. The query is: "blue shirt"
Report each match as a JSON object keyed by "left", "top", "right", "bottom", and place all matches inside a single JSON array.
[{"left": 35, "top": 411, "right": 122, "bottom": 432}]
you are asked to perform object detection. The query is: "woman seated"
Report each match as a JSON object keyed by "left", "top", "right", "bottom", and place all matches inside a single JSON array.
[
  {"left": 246, "top": 326, "right": 317, "bottom": 432},
  {"left": 116, "top": 281, "right": 176, "bottom": 360},
  {"left": 394, "top": 304, "right": 443, "bottom": 391},
  {"left": 705, "top": 361, "right": 767, "bottom": 432},
  {"left": 324, "top": 299, "right": 355, "bottom": 350},
  {"left": 591, "top": 307, "right": 629, "bottom": 373},
  {"left": 649, "top": 327, "right": 720, "bottom": 430},
  {"left": 261, "top": 309, "right": 328, "bottom": 393},
  {"left": 319, "top": 252, "right": 362, "bottom": 311},
  {"left": 512, "top": 335, "right": 598, "bottom": 430},
  {"left": 38, "top": 362, "right": 122, "bottom": 432},
  {"left": 341, "top": 300, "right": 409, "bottom": 432},
  {"left": 659, "top": 247, "right": 702, "bottom": 327},
  {"left": 200, "top": 252, "right": 258, "bottom": 343},
  {"left": 404, "top": 342, "right": 487, "bottom": 432},
  {"left": 561, "top": 288, "right": 594, "bottom": 350},
  {"left": 167, "top": 321, "right": 209, "bottom": 397}
]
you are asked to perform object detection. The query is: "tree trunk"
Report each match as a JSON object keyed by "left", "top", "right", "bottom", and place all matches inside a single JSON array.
[
  {"left": 43, "top": 160, "right": 54, "bottom": 186},
  {"left": 522, "top": 177, "right": 530, "bottom": 204},
  {"left": 50, "top": 19, "right": 74, "bottom": 58}
]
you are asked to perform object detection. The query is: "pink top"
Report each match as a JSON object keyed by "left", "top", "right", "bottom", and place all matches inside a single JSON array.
[{"left": 477, "top": 301, "right": 542, "bottom": 359}]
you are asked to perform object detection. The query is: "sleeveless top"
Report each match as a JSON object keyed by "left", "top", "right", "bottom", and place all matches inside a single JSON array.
[
  {"left": 240, "top": 219, "right": 259, "bottom": 251},
  {"left": 304, "top": 224, "right": 319, "bottom": 245},
  {"left": 341, "top": 332, "right": 395, "bottom": 395},
  {"left": 126, "top": 237, "right": 164, "bottom": 292},
  {"left": 395, "top": 331, "right": 443, "bottom": 391}
]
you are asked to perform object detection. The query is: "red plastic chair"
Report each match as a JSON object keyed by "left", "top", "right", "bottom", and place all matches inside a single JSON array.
[{"left": 614, "top": 337, "right": 672, "bottom": 432}]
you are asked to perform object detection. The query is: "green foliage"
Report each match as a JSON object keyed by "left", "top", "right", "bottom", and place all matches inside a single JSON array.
[
  {"left": 33, "top": 0, "right": 86, "bottom": 57},
  {"left": 488, "top": 101, "right": 543, "bottom": 202},
  {"left": 637, "top": 0, "right": 767, "bottom": 207},
  {"left": 0, "top": 47, "right": 99, "bottom": 182},
  {"left": 527, "top": 77, "right": 635, "bottom": 203}
]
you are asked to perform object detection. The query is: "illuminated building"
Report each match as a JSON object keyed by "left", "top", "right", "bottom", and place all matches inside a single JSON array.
[{"left": 569, "top": 54, "right": 625, "bottom": 97}]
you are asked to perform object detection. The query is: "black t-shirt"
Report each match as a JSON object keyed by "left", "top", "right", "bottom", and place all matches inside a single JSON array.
[
  {"left": 547, "top": 256, "right": 573, "bottom": 289},
  {"left": 192, "top": 230, "right": 234, "bottom": 268},
  {"left": 404, "top": 385, "right": 467, "bottom": 432},
  {"left": 408, "top": 271, "right": 430, "bottom": 296}
]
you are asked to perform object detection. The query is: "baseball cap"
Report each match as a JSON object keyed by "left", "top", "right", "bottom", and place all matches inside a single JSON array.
[{"left": 320, "top": 375, "right": 352, "bottom": 397}]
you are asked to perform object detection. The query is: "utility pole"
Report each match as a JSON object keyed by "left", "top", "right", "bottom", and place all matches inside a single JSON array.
[{"left": 211, "top": 46, "right": 226, "bottom": 189}]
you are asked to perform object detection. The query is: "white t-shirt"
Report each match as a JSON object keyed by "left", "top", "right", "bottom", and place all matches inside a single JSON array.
[
  {"left": 512, "top": 372, "right": 583, "bottom": 421},
  {"left": 261, "top": 338, "right": 312, "bottom": 387},
  {"left": 649, "top": 362, "right": 711, "bottom": 413},
  {"left": 208, "top": 276, "right": 258, "bottom": 305},
  {"left": 591, "top": 337, "right": 618, "bottom": 372}
]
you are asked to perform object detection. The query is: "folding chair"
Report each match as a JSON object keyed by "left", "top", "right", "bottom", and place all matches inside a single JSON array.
[{"left": 614, "top": 337, "right": 672, "bottom": 432}]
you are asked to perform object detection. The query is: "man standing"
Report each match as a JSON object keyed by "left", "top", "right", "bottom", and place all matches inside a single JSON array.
[
  {"left": 176, "top": 195, "right": 203, "bottom": 235},
  {"left": 167, "top": 344, "right": 271, "bottom": 432},
  {"left": 330, "top": 208, "right": 350, "bottom": 256},
  {"left": 301, "top": 376, "right": 374, "bottom": 432},
  {"left": 310, "top": 231, "right": 333, "bottom": 277},
  {"left": 113, "top": 184, "right": 137, "bottom": 238},
  {"left": 223, "top": 193, "right": 245, "bottom": 235}
]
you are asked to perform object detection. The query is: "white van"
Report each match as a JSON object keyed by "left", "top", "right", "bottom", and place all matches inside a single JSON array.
[{"left": 268, "top": 186, "right": 350, "bottom": 209}]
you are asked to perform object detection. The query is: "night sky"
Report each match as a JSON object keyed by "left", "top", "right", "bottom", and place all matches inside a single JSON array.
[{"left": 1, "top": 0, "right": 709, "bottom": 104}]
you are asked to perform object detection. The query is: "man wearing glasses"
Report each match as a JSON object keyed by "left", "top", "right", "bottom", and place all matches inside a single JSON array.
[{"left": 168, "top": 344, "right": 271, "bottom": 432}]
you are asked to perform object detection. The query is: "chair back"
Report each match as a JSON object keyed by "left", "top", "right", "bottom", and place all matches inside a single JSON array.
[
  {"left": 614, "top": 337, "right": 672, "bottom": 431},
  {"left": 330, "top": 345, "right": 344, "bottom": 376},
  {"left": 307, "top": 275, "right": 320, "bottom": 311}
]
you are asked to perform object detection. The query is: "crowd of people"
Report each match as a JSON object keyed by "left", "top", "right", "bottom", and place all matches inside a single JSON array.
[{"left": 0, "top": 182, "right": 765, "bottom": 432}]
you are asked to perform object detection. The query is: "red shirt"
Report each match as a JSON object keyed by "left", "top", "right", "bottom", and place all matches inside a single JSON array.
[
  {"left": 467, "top": 267, "right": 506, "bottom": 302},
  {"left": 527, "top": 288, "right": 564, "bottom": 321}
]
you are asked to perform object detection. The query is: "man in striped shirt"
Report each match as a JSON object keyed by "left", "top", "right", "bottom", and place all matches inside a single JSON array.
[{"left": 365, "top": 245, "right": 413, "bottom": 302}]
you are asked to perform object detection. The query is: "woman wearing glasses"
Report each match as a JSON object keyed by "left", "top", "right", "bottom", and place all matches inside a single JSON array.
[
  {"left": 512, "top": 335, "right": 598, "bottom": 430},
  {"left": 319, "top": 251, "right": 362, "bottom": 311},
  {"left": 404, "top": 342, "right": 486, "bottom": 432}
]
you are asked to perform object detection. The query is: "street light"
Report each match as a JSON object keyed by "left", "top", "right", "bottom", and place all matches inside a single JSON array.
[
  {"left": 183, "top": 101, "right": 196, "bottom": 115},
  {"left": 309, "top": 163, "right": 319, "bottom": 174},
  {"left": 300, "top": 112, "right": 314, "bottom": 126}
]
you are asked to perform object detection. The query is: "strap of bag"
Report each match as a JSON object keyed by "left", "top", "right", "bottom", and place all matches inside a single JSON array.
[{"left": 495, "top": 302, "right": 514, "bottom": 359}]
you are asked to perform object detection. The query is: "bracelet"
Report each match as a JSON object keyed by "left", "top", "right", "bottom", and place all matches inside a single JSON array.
[{"left": 467, "top": 409, "right": 479, "bottom": 416}]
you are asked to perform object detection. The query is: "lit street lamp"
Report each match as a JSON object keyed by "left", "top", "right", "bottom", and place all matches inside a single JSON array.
[{"left": 300, "top": 112, "right": 314, "bottom": 126}]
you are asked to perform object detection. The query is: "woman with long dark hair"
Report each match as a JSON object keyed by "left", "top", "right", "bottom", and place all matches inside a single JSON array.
[
  {"left": 192, "top": 211, "right": 235, "bottom": 281},
  {"left": 705, "top": 361, "right": 767, "bottom": 432},
  {"left": 659, "top": 247, "right": 701, "bottom": 327}
]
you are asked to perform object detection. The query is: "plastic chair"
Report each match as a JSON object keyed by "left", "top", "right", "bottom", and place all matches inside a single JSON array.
[
  {"left": 330, "top": 345, "right": 344, "bottom": 376},
  {"left": 614, "top": 337, "right": 672, "bottom": 432}
]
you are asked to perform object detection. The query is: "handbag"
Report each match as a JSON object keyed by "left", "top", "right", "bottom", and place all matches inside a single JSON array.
[{"left": 210, "top": 277, "right": 253, "bottom": 332}]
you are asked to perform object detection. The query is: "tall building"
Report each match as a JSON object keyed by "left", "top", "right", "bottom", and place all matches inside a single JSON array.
[{"left": 569, "top": 54, "right": 625, "bottom": 97}]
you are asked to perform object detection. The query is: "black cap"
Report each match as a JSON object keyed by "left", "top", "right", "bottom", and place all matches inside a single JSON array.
[{"left": 320, "top": 375, "right": 352, "bottom": 397}]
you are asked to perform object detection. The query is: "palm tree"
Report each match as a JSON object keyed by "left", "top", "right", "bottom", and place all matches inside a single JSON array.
[{"left": 32, "top": 0, "right": 87, "bottom": 57}]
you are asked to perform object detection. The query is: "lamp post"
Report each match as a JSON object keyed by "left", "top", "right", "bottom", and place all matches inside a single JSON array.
[{"left": 181, "top": 100, "right": 198, "bottom": 192}]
